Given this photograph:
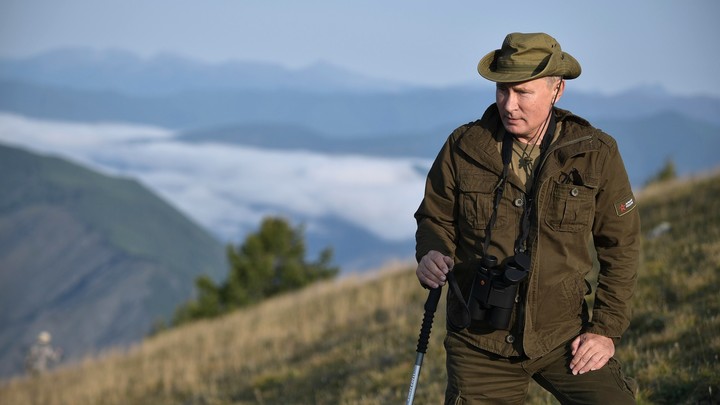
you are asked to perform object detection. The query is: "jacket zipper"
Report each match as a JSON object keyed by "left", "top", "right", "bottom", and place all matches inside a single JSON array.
[{"left": 519, "top": 134, "right": 593, "bottom": 337}]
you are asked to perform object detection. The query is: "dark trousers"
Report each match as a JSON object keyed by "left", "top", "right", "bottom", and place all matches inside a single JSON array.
[{"left": 444, "top": 332, "right": 637, "bottom": 405}]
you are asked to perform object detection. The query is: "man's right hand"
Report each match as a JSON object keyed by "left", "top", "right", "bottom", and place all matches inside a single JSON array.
[{"left": 416, "top": 250, "right": 454, "bottom": 288}]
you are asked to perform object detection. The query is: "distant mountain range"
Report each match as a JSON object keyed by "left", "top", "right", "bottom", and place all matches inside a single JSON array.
[
  {"left": 1, "top": 48, "right": 719, "bottom": 135},
  {"left": 0, "top": 47, "right": 413, "bottom": 96},
  {"left": 0, "top": 144, "right": 226, "bottom": 378}
]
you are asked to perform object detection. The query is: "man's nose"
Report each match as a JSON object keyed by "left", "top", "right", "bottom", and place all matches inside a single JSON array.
[{"left": 499, "top": 91, "right": 518, "bottom": 111}]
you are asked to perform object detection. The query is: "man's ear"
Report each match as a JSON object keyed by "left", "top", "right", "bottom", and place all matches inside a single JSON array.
[{"left": 554, "top": 79, "right": 566, "bottom": 103}]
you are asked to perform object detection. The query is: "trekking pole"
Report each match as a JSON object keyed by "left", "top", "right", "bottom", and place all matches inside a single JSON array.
[{"left": 406, "top": 286, "right": 442, "bottom": 405}]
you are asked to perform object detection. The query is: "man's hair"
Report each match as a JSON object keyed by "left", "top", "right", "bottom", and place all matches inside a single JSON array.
[{"left": 545, "top": 75, "right": 562, "bottom": 89}]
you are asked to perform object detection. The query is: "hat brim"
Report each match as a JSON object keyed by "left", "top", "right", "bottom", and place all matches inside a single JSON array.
[{"left": 477, "top": 49, "right": 581, "bottom": 83}]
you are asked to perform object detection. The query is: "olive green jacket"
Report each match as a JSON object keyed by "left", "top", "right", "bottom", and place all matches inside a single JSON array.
[{"left": 415, "top": 104, "right": 640, "bottom": 358}]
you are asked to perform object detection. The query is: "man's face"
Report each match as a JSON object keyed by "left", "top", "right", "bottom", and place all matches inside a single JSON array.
[{"left": 496, "top": 77, "right": 563, "bottom": 141}]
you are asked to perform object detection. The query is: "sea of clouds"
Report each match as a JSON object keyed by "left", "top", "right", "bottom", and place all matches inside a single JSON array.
[{"left": 0, "top": 113, "right": 431, "bottom": 244}]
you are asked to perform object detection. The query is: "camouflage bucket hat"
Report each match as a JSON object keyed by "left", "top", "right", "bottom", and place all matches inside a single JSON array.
[{"left": 478, "top": 32, "right": 581, "bottom": 83}]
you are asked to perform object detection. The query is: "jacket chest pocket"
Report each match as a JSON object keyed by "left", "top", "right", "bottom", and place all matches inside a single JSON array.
[
  {"left": 458, "top": 174, "right": 509, "bottom": 230},
  {"left": 544, "top": 177, "right": 597, "bottom": 232}
]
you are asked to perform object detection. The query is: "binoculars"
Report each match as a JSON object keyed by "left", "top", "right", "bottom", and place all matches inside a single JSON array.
[{"left": 468, "top": 254, "right": 528, "bottom": 330}]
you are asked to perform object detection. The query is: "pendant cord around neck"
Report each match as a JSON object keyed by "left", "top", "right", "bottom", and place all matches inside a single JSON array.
[
  {"left": 514, "top": 113, "right": 556, "bottom": 254},
  {"left": 482, "top": 111, "right": 556, "bottom": 257}
]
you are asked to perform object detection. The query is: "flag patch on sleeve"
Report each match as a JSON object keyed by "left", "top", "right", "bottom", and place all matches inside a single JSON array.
[{"left": 614, "top": 194, "right": 637, "bottom": 217}]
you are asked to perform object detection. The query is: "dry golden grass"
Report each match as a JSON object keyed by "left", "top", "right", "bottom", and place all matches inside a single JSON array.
[
  {"left": 0, "top": 262, "right": 434, "bottom": 404},
  {"left": 1, "top": 259, "right": 559, "bottom": 404},
  {"left": 636, "top": 167, "right": 720, "bottom": 201}
]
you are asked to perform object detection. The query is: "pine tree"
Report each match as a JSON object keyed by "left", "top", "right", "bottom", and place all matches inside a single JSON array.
[
  {"left": 173, "top": 217, "right": 338, "bottom": 325},
  {"left": 646, "top": 158, "right": 677, "bottom": 186}
]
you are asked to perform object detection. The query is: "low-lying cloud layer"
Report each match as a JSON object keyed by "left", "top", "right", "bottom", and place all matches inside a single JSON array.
[{"left": 0, "top": 113, "right": 430, "bottom": 243}]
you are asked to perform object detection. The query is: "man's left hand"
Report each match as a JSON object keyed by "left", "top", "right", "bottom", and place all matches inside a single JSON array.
[{"left": 569, "top": 333, "right": 615, "bottom": 375}]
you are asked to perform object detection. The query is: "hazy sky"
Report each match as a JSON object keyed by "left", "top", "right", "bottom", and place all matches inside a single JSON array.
[{"left": 1, "top": 0, "right": 719, "bottom": 97}]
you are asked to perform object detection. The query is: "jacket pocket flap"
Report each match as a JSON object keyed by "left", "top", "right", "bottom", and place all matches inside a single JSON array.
[{"left": 459, "top": 174, "right": 498, "bottom": 193}]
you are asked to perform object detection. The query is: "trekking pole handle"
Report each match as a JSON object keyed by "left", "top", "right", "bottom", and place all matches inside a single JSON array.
[{"left": 416, "top": 287, "right": 442, "bottom": 354}]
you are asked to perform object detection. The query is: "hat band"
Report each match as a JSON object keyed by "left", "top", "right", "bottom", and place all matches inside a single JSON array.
[{"left": 495, "top": 62, "right": 548, "bottom": 72}]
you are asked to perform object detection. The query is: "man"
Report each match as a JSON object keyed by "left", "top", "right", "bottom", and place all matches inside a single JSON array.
[
  {"left": 414, "top": 32, "right": 640, "bottom": 404},
  {"left": 25, "top": 331, "right": 62, "bottom": 376}
]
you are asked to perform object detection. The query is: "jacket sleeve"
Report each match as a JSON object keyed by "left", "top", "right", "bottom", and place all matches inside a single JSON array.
[
  {"left": 414, "top": 133, "right": 459, "bottom": 262},
  {"left": 587, "top": 136, "right": 641, "bottom": 338}
]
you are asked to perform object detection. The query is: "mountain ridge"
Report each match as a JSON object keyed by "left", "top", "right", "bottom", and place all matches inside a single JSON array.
[
  {"left": 1, "top": 48, "right": 719, "bottom": 136},
  {"left": 0, "top": 144, "right": 227, "bottom": 378},
  {"left": 0, "top": 47, "right": 414, "bottom": 96}
]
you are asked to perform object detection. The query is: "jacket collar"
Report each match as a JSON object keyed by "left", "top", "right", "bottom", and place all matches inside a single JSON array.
[
  {"left": 456, "top": 104, "right": 505, "bottom": 176},
  {"left": 456, "top": 105, "right": 600, "bottom": 186},
  {"left": 549, "top": 108, "right": 599, "bottom": 165}
]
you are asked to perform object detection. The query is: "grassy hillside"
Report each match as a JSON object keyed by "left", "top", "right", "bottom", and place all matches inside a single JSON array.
[
  {"left": 1, "top": 172, "right": 718, "bottom": 404},
  {"left": 0, "top": 144, "right": 225, "bottom": 277},
  {"left": 0, "top": 144, "right": 226, "bottom": 378}
]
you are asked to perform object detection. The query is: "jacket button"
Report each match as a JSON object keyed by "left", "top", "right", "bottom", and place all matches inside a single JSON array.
[
  {"left": 514, "top": 198, "right": 524, "bottom": 207},
  {"left": 570, "top": 187, "right": 579, "bottom": 197},
  {"left": 505, "top": 334, "right": 515, "bottom": 344}
]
